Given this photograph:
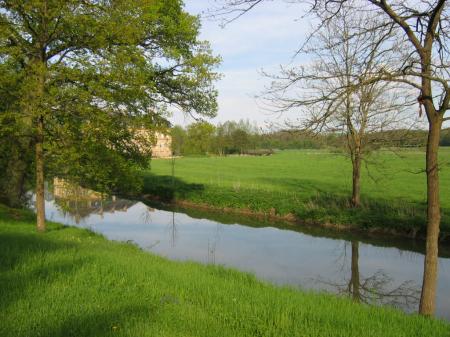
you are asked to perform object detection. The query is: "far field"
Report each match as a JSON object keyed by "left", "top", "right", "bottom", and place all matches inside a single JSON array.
[{"left": 143, "top": 148, "right": 450, "bottom": 234}]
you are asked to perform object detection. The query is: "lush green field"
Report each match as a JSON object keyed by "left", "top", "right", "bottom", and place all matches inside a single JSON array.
[
  {"left": 1, "top": 205, "right": 449, "bottom": 337},
  {"left": 143, "top": 148, "right": 450, "bottom": 234}
]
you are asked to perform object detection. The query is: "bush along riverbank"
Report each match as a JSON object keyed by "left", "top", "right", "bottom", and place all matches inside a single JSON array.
[
  {"left": 142, "top": 150, "right": 450, "bottom": 241},
  {"left": 1, "top": 204, "right": 449, "bottom": 337}
]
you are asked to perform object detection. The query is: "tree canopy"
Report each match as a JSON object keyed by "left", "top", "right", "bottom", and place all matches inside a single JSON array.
[{"left": 0, "top": 0, "right": 220, "bottom": 229}]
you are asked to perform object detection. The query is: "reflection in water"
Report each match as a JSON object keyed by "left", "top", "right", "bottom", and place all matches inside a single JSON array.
[
  {"left": 39, "top": 180, "right": 450, "bottom": 320},
  {"left": 140, "top": 206, "right": 155, "bottom": 225},
  {"left": 170, "top": 211, "right": 177, "bottom": 248},
  {"left": 52, "top": 179, "right": 138, "bottom": 224},
  {"left": 207, "top": 224, "right": 223, "bottom": 264},
  {"left": 317, "top": 241, "right": 420, "bottom": 312}
]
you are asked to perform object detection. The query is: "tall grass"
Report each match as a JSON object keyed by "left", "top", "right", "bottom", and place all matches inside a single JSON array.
[{"left": 0, "top": 204, "right": 448, "bottom": 337}]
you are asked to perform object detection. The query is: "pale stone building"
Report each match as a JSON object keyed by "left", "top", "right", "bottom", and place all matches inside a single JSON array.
[
  {"left": 133, "top": 129, "right": 172, "bottom": 158},
  {"left": 151, "top": 132, "right": 172, "bottom": 158}
]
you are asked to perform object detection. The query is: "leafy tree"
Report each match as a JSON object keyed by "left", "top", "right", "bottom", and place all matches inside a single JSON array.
[
  {"left": 231, "top": 129, "right": 250, "bottom": 154},
  {"left": 0, "top": 0, "right": 219, "bottom": 231},
  {"left": 212, "top": 123, "right": 229, "bottom": 155},
  {"left": 171, "top": 125, "right": 187, "bottom": 156},
  {"left": 212, "top": 119, "right": 256, "bottom": 154},
  {"left": 0, "top": 59, "right": 33, "bottom": 207},
  {"left": 184, "top": 121, "right": 216, "bottom": 155}
]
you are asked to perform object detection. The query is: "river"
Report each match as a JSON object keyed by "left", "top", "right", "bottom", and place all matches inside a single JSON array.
[{"left": 36, "top": 186, "right": 450, "bottom": 321}]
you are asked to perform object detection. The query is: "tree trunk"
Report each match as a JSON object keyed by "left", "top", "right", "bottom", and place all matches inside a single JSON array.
[
  {"left": 35, "top": 115, "right": 46, "bottom": 232},
  {"left": 351, "top": 151, "right": 361, "bottom": 207},
  {"left": 419, "top": 117, "right": 442, "bottom": 316}
]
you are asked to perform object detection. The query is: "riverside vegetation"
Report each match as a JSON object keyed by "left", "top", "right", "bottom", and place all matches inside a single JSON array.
[
  {"left": 1, "top": 0, "right": 449, "bottom": 324},
  {"left": 143, "top": 149, "right": 450, "bottom": 237},
  {"left": 1, "top": 204, "right": 449, "bottom": 337}
]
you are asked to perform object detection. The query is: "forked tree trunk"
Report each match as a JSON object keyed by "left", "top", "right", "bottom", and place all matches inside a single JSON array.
[
  {"left": 35, "top": 115, "right": 46, "bottom": 232},
  {"left": 419, "top": 117, "right": 442, "bottom": 316}
]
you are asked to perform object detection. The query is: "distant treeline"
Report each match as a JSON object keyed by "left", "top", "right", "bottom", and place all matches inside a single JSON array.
[{"left": 170, "top": 120, "right": 450, "bottom": 156}]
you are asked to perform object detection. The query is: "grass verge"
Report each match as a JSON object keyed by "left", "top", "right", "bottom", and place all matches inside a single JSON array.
[
  {"left": 143, "top": 149, "right": 450, "bottom": 237},
  {"left": 1, "top": 204, "right": 449, "bottom": 337}
]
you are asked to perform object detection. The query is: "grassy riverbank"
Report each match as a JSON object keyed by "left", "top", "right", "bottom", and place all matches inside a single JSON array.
[
  {"left": 1, "top": 204, "right": 449, "bottom": 337},
  {"left": 143, "top": 148, "right": 450, "bottom": 236}
]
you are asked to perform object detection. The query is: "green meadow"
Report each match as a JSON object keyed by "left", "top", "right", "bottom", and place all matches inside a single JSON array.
[
  {"left": 1, "top": 204, "right": 449, "bottom": 337},
  {"left": 144, "top": 148, "right": 450, "bottom": 234}
]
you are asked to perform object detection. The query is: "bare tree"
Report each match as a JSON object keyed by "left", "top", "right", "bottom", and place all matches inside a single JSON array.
[
  {"left": 264, "top": 9, "right": 415, "bottom": 207},
  {"left": 216, "top": 0, "right": 450, "bottom": 316}
]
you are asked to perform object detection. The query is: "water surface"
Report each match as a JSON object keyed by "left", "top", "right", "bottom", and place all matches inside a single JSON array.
[{"left": 39, "top": 190, "right": 450, "bottom": 320}]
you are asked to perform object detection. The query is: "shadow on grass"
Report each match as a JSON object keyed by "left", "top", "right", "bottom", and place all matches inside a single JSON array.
[
  {"left": 0, "top": 228, "right": 160, "bottom": 337},
  {"left": 142, "top": 172, "right": 204, "bottom": 202},
  {"left": 0, "top": 204, "right": 36, "bottom": 223},
  {"left": 42, "top": 304, "right": 157, "bottom": 337},
  {"left": 0, "top": 231, "right": 82, "bottom": 311}
]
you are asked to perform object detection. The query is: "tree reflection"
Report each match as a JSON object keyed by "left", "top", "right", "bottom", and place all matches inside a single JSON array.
[
  {"left": 168, "top": 211, "right": 177, "bottom": 248},
  {"left": 140, "top": 206, "right": 155, "bottom": 225},
  {"left": 207, "top": 224, "right": 223, "bottom": 264},
  {"left": 52, "top": 179, "right": 136, "bottom": 224},
  {"left": 318, "top": 241, "right": 420, "bottom": 312}
]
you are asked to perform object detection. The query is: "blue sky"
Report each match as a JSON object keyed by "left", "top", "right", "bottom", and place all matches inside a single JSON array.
[
  {"left": 171, "top": 0, "right": 311, "bottom": 127},
  {"left": 176, "top": 1, "right": 447, "bottom": 130}
]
